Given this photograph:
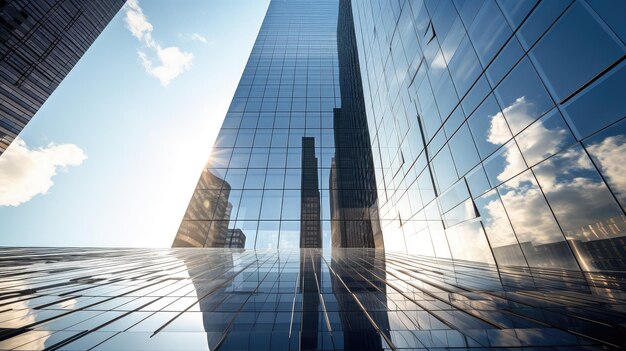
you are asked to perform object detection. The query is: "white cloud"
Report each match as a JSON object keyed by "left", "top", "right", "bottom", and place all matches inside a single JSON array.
[
  {"left": 0, "top": 138, "right": 87, "bottom": 206},
  {"left": 124, "top": 0, "right": 193, "bottom": 86},
  {"left": 586, "top": 135, "right": 626, "bottom": 203},
  {"left": 138, "top": 46, "right": 193, "bottom": 87},
  {"left": 190, "top": 33, "right": 208, "bottom": 44}
]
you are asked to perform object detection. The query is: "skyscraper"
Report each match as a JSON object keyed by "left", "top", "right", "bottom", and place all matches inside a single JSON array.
[
  {"left": 0, "top": 0, "right": 125, "bottom": 155},
  {"left": 1, "top": 2, "right": 626, "bottom": 349},
  {"left": 176, "top": 0, "right": 626, "bottom": 276},
  {"left": 175, "top": 0, "right": 384, "bottom": 250}
]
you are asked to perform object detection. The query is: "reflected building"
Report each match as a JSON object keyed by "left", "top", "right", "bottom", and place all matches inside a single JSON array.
[
  {"left": 300, "top": 137, "right": 322, "bottom": 249},
  {"left": 0, "top": 0, "right": 124, "bottom": 155},
  {"left": 330, "top": 249, "right": 391, "bottom": 350},
  {"left": 329, "top": 0, "right": 383, "bottom": 249},
  {"left": 225, "top": 229, "right": 246, "bottom": 249},
  {"left": 299, "top": 249, "right": 322, "bottom": 349},
  {"left": 2, "top": 247, "right": 625, "bottom": 350},
  {"left": 173, "top": 169, "right": 236, "bottom": 248}
]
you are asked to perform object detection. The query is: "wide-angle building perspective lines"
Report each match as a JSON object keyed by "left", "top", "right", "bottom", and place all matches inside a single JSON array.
[
  {"left": 1, "top": 0, "right": 626, "bottom": 350},
  {"left": 0, "top": 0, "right": 126, "bottom": 156}
]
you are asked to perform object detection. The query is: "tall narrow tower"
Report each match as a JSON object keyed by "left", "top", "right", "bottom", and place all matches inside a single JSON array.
[{"left": 0, "top": 0, "right": 125, "bottom": 155}]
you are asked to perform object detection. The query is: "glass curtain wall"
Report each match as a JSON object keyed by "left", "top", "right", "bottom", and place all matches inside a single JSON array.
[
  {"left": 174, "top": 0, "right": 383, "bottom": 250},
  {"left": 351, "top": 0, "right": 626, "bottom": 272}
]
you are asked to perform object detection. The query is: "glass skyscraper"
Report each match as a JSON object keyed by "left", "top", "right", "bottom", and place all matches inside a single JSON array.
[
  {"left": 174, "top": 0, "right": 384, "bottom": 250},
  {"left": 0, "top": 0, "right": 125, "bottom": 156},
  {"left": 175, "top": 0, "right": 626, "bottom": 274},
  {"left": 3, "top": 0, "right": 626, "bottom": 350}
]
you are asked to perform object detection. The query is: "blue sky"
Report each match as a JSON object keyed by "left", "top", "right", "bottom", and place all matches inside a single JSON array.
[{"left": 0, "top": 0, "right": 270, "bottom": 247}]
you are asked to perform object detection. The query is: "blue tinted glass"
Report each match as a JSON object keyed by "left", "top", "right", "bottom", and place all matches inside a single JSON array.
[
  {"left": 497, "top": 0, "right": 538, "bottom": 29},
  {"left": 486, "top": 36, "right": 524, "bottom": 87},
  {"left": 468, "top": 0, "right": 512, "bottom": 65},
  {"left": 443, "top": 105, "right": 465, "bottom": 136},
  {"left": 433, "top": 72, "right": 459, "bottom": 120},
  {"left": 483, "top": 140, "right": 527, "bottom": 187},
  {"left": 461, "top": 75, "right": 491, "bottom": 117},
  {"left": 517, "top": 0, "right": 571, "bottom": 50},
  {"left": 587, "top": 0, "right": 626, "bottom": 43},
  {"left": 530, "top": 2, "right": 624, "bottom": 101},
  {"left": 448, "top": 123, "right": 480, "bottom": 176},
  {"left": 494, "top": 58, "right": 554, "bottom": 135},
  {"left": 467, "top": 94, "right": 511, "bottom": 159},
  {"left": 448, "top": 37, "right": 482, "bottom": 97},
  {"left": 562, "top": 61, "right": 626, "bottom": 139},
  {"left": 465, "top": 164, "right": 491, "bottom": 198},
  {"left": 454, "top": 0, "right": 483, "bottom": 28}
]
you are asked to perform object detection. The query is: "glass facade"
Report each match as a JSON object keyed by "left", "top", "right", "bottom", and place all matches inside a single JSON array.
[
  {"left": 174, "top": 0, "right": 383, "bottom": 250},
  {"left": 176, "top": 0, "right": 626, "bottom": 276},
  {"left": 0, "top": 0, "right": 125, "bottom": 155},
  {"left": 350, "top": 0, "right": 626, "bottom": 272},
  {"left": 0, "top": 247, "right": 625, "bottom": 350}
]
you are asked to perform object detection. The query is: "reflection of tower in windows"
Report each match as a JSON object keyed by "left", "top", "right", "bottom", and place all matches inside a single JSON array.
[
  {"left": 330, "top": 0, "right": 383, "bottom": 249},
  {"left": 330, "top": 249, "right": 391, "bottom": 350},
  {"left": 225, "top": 229, "right": 246, "bottom": 248},
  {"left": 173, "top": 170, "right": 242, "bottom": 248},
  {"left": 301, "top": 137, "right": 322, "bottom": 248},
  {"left": 180, "top": 250, "right": 237, "bottom": 349},
  {"left": 299, "top": 249, "right": 322, "bottom": 349}
]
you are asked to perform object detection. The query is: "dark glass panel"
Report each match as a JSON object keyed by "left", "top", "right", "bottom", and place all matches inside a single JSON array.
[
  {"left": 562, "top": 61, "right": 626, "bottom": 139},
  {"left": 530, "top": 2, "right": 624, "bottom": 101}
]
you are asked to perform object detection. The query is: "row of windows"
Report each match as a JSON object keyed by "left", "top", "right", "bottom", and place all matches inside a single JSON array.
[{"left": 354, "top": 0, "right": 626, "bottom": 271}]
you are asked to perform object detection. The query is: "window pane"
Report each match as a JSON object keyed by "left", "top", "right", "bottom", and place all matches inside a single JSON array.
[
  {"left": 449, "top": 123, "right": 480, "bottom": 176},
  {"left": 530, "top": 2, "right": 623, "bottom": 101},
  {"left": 475, "top": 189, "right": 527, "bottom": 266},
  {"left": 483, "top": 140, "right": 527, "bottom": 187},
  {"left": 533, "top": 145, "right": 625, "bottom": 271},
  {"left": 515, "top": 108, "right": 576, "bottom": 166},
  {"left": 562, "top": 61, "right": 626, "bottom": 139},
  {"left": 494, "top": 58, "right": 554, "bottom": 135},
  {"left": 468, "top": 0, "right": 512, "bottom": 66},
  {"left": 497, "top": 170, "right": 578, "bottom": 269},
  {"left": 468, "top": 94, "right": 511, "bottom": 159},
  {"left": 583, "top": 118, "right": 626, "bottom": 210}
]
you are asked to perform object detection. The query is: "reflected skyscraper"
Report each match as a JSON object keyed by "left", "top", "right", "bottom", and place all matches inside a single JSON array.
[
  {"left": 300, "top": 137, "right": 322, "bottom": 249},
  {"left": 174, "top": 169, "right": 236, "bottom": 247},
  {"left": 0, "top": 0, "right": 125, "bottom": 155},
  {"left": 330, "top": 0, "right": 383, "bottom": 249}
]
